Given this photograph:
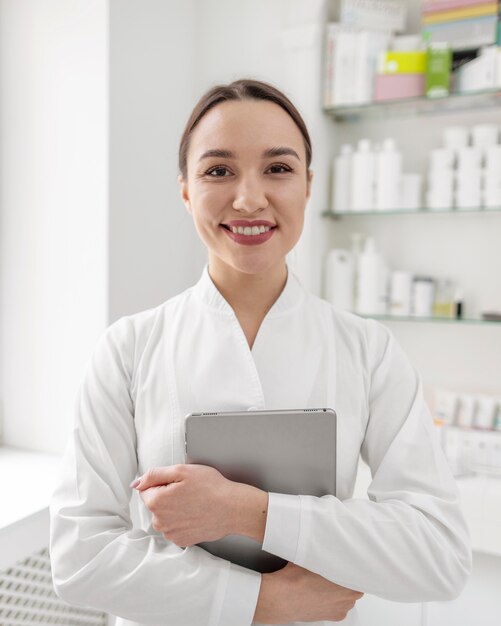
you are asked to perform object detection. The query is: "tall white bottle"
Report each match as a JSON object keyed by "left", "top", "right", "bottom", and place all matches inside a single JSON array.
[
  {"left": 331, "top": 144, "right": 353, "bottom": 213},
  {"left": 351, "top": 139, "right": 375, "bottom": 211},
  {"left": 356, "top": 236, "right": 388, "bottom": 315},
  {"left": 324, "top": 249, "right": 354, "bottom": 310},
  {"left": 375, "top": 138, "right": 402, "bottom": 211}
]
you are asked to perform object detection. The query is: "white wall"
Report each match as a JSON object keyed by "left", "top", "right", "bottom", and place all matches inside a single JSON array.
[
  {"left": 0, "top": 0, "right": 206, "bottom": 453},
  {"left": 108, "top": 0, "right": 205, "bottom": 322},
  {"left": 0, "top": 0, "right": 108, "bottom": 453}
]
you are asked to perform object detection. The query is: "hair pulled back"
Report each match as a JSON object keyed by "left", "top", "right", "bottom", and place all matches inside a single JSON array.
[{"left": 178, "top": 78, "right": 312, "bottom": 179}]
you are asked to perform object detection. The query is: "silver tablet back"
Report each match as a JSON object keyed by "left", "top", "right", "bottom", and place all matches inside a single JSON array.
[{"left": 184, "top": 408, "right": 336, "bottom": 573}]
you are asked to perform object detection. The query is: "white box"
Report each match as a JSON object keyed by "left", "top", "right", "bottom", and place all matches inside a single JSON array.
[
  {"left": 340, "top": 0, "right": 407, "bottom": 33},
  {"left": 456, "top": 45, "right": 498, "bottom": 93},
  {"left": 475, "top": 395, "right": 498, "bottom": 429},
  {"left": 457, "top": 394, "right": 477, "bottom": 428},
  {"left": 353, "top": 30, "right": 391, "bottom": 104},
  {"left": 333, "top": 31, "right": 358, "bottom": 105}
]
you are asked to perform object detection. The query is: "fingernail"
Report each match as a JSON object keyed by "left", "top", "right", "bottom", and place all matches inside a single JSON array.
[{"left": 129, "top": 477, "right": 141, "bottom": 489}]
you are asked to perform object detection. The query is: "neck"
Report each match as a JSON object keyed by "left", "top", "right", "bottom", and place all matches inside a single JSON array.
[{"left": 207, "top": 256, "right": 288, "bottom": 319}]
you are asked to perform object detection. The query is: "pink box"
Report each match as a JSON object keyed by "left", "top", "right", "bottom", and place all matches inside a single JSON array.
[
  {"left": 423, "top": 0, "right": 491, "bottom": 14},
  {"left": 374, "top": 73, "right": 426, "bottom": 101}
]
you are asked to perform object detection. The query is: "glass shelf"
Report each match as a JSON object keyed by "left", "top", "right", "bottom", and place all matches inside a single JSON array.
[
  {"left": 355, "top": 314, "right": 501, "bottom": 325},
  {"left": 324, "top": 88, "right": 501, "bottom": 122},
  {"left": 322, "top": 206, "right": 501, "bottom": 218}
]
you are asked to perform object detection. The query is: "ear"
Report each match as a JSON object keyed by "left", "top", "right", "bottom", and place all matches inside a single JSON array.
[
  {"left": 306, "top": 169, "right": 314, "bottom": 200},
  {"left": 178, "top": 174, "right": 192, "bottom": 215}
]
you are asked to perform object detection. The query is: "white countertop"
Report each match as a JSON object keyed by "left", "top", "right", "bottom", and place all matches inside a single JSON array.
[
  {"left": 0, "top": 446, "right": 62, "bottom": 528},
  {"left": 0, "top": 446, "right": 62, "bottom": 570}
]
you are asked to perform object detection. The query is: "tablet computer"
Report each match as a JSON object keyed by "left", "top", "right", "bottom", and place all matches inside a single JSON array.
[{"left": 184, "top": 408, "right": 336, "bottom": 573}]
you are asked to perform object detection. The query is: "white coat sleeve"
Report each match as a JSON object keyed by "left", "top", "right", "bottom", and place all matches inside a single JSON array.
[
  {"left": 261, "top": 319, "right": 472, "bottom": 602},
  {"left": 49, "top": 317, "right": 261, "bottom": 626}
]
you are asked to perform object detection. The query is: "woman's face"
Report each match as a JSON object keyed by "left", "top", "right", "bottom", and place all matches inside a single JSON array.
[{"left": 179, "top": 99, "right": 313, "bottom": 277}]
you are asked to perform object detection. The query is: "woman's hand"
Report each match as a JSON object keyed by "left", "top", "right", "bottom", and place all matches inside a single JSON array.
[
  {"left": 133, "top": 464, "right": 267, "bottom": 547},
  {"left": 254, "top": 562, "right": 364, "bottom": 624}
]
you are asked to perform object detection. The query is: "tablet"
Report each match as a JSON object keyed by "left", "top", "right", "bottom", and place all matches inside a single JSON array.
[{"left": 184, "top": 408, "right": 336, "bottom": 573}]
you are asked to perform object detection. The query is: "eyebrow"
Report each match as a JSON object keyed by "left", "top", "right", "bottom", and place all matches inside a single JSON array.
[{"left": 197, "top": 146, "right": 301, "bottom": 162}]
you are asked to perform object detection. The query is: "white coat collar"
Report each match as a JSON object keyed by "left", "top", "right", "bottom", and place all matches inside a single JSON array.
[{"left": 193, "top": 263, "right": 305, "bottom": 318}]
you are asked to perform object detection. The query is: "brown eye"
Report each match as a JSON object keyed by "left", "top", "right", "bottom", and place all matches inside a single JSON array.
[
  {"left": 268, "top": 164, "right": 293, "bottom": 174},
  {"left": 206, "top": 166, "right": 231, "bottom": 177}
]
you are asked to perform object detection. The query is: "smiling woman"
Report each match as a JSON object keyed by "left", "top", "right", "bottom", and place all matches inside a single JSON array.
[
  {"left": 178, "top": 89, "right": 313, "bottom": 336},
  {"left": 49, "top": 79, "right": 471, "bottom": 626}
]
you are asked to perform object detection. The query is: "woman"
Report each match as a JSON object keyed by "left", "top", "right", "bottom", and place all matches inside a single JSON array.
[{"left": 49, "top": 79, "right": 471, "bottom": 626}]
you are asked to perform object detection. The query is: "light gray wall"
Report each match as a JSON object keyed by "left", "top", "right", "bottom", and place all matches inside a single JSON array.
[
  {"left": 0, "top": 0, "right": 108, "bottom": 453},
  {"left": 108, "top": 0, "right": 206, "bottom": 322}
]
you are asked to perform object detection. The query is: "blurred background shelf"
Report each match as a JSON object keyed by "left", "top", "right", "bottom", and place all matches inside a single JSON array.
[
  {"left": 356, "top": 314, "right": 501, "bottom": 325},
  {"left": 322, "top": 206, "right": 501, "bottom": 218},
  {"left": 324, "top": 88, "right": 501, "bottom": 122}
]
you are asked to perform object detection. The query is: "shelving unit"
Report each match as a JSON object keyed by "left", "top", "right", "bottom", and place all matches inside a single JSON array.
[
  {"left": 323, "top": 85, "right": 501, "bottom": 326},
  {"left": 319, "top": 5, "right": 501, "bottom": 620},
  {"left": 322, "top": 206, "right": 501, "bottom": 218},
  {"left": 324, "top": 88, "right": 501, "bottom": 122},
  {"left": 357, "top": 314, "right": 501, "bottom": 325}
]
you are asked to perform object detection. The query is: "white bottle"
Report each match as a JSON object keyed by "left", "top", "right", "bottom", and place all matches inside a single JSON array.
[
  {"left": 331, "top": 144, "right": 353, "bottom": 213},
  {"left": 351, "top": 139, "right": 375, "bottom": 212},
  {"left": 389, "top": 271, "right": 413, "bottom": 316},
  {"left": 427, "top": 148, "right": 454, "bottom": 210},
  {"left": 443, "top": 126, "right": 469, "bottom": 154},
  {"left": 324, "top": 249, "right": 354, "bottom": 310},
  {"left": 356, "top": 236, "right": 387, "bottom": 315},
  {"left": 375, "top": 138, "right": 402, "bottom": 211},
  {"left": 483, "top": 145, "right": 501, "bottom": 208},
  {"left": 455, "top": 147, "right": 482, "bottom": 209},
  {"left": 411, "top": 277, "right": 435, "bottom": 317},
  {"left": 350, "top": 232, "right": 364, "bottom": 311}
]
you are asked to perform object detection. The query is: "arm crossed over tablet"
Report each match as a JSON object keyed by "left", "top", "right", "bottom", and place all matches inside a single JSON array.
[
  {"left": 135, "top": 464, "right": 363, "bottom": 624},
  {"left": 133, "top": 463, "right": 268, "bottom": 546}
]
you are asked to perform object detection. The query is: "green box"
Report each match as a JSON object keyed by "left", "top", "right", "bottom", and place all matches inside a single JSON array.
[{"left": 426, "top": 43, "right": 452, "bottom": 98}]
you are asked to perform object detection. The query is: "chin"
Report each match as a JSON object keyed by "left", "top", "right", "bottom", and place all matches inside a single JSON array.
[{"left": 232, "top": 256, "right": 285, "bottom": 277}]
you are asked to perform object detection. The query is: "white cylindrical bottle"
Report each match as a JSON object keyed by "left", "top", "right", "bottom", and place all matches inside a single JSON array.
[
  {"left": 483, "top": 145, "right": 501, "bottom": 208},
  {"left": 427, "top": 148, "right": 454, "bottom": 210},
  {"left": 351, "top": 139, "right": 375, "bottom": 212},
  {"left": 331, "top": 144, "right": 353, "bottom": 213},
  {"left": 375, "top": 138, "right": 402, "bottom": 211},
  {"left": 350, "top": 232, "right": 364, "bottom": 312},
  {"left": 324, "top": 249, "right": 354, "bottom": 310},
  {"left": 389, "top": 271, "right": 413, "bottom": 316},
  {"left": 356, "top": 236, "right": 384, "bottom": 315},
  {"left": 443, "top": 126, "right": 469, "bottom": 154},
  {"left": 455, "top": 147, "right": 482, "bottom": 209},
  {"left": 411, "top": 277, "right": 435, "bottom": 317}
]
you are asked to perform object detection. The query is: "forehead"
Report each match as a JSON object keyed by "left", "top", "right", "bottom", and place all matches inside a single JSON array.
[{"left": 188, "top": 99, "right": 305, "bottom": 159}]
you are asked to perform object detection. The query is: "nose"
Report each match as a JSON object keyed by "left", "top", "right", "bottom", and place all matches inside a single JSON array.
[{"left": 232, "top": 173, "right": 269, "bottom": 213}]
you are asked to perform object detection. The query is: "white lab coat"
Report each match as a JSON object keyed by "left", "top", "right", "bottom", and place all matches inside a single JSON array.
[{"left": 49, "top": 264, "right": 471, "bottom": 626}]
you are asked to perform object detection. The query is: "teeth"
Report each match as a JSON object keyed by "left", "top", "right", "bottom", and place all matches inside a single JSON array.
[{"left": 230, "top": 225, "right": 272, "bottom": 236}]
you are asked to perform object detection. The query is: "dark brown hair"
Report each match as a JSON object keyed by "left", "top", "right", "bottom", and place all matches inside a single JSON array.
[{"left": 178, "top": 78, "right": 312, "bottom": 180}]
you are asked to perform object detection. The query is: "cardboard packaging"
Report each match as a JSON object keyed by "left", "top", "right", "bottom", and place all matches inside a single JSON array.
[
  {"left": 340, "top": 0, "right": 407, "bottom": 33},
  {"left": 426, "top": 42, "right": 452, "bottom": 97},
  {"left": 378, "top": 50, "right": 427, "bottom": 74},
  {"left": 374, "top": 73, "right": 426, "bottom": 100}
]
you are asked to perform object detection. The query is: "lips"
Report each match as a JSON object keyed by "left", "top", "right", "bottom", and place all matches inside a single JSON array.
[{"left": 220, "top": 223, "right": 277, "bottom": 246}]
